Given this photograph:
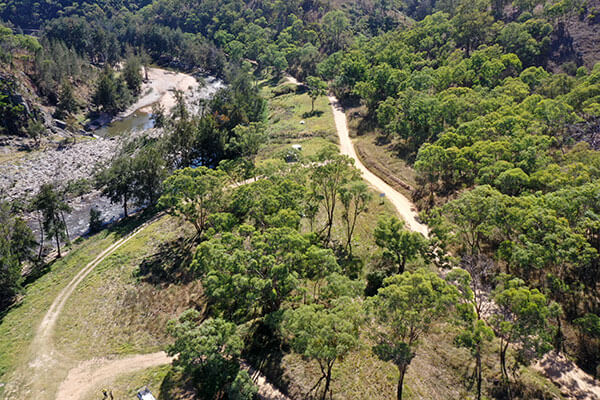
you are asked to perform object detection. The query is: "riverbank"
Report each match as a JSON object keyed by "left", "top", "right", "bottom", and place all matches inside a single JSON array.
[{"left": 0, "top": 67, "right": 223, "bottom": 240}]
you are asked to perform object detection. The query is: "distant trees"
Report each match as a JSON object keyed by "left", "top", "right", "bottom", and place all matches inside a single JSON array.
[
  {"left": 96, "top": 143, "right": 167, "bottom": 217},
  {"left": 55, "top": 80, "right": 78, "bottom": 119},
  {"left": 95, "top": 156, "right": 135, "bottom": 218},
  {"left": 0, "top": 201, "right": 36, "bottom": 310},
  {"left": 451, "top": 0, "right": 495, "bottom": 56},
  {"left": 26, "top": 119, "right": 45, "bottom": 147},
  {"left": 322, "top": 10, "right": 350, "bottom": 52},
  {"left": 306, "top": 76, "right": 328, "bottom": 114},
  {"left": 122, "top": 55, "right": 143, "bottom": 95},
  {"left": 92, "top": 66, "right": 132, "bottom": 114}
]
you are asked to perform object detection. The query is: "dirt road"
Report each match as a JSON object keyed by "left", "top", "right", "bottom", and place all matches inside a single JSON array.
[
  {"left": 4, "top": 218, "right": 157, "bottom": 399},
  {"left": 328, "top": 96, "right": 429, "bottom": 237},
  {"left": 56, "top": 352, "right": 173, "bottom": 400},
  {"left": 6, "top": 209, "right": 290, "bottom": 400},
  {"left": 324, "top": 90, "right": 600, "bottom": 399}
]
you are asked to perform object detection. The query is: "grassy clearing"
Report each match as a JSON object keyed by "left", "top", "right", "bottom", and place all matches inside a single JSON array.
[
  {"left": 257, "top": 78, "right": 337, "bottom": 162},
  {"left": 81, "top": 365, "right": 171, "bottom": 400},
  {"left": 0, "top": 216, "right": 150, "bottom": 389},
  {"left": 55, "top": 215, "right": 201, "bottom": 360},
  {"left": 279, "top": 320, "right": 564, "bottom": 400}
]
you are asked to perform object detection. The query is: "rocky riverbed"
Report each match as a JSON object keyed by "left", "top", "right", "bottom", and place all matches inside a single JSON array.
[{"left": 1, "top": 68, "right": 224, "bottom": 240}]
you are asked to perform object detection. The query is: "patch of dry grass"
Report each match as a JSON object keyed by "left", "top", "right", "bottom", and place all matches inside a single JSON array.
[{"left": 54, "top": 215, "right": 201, "bottom": 360}]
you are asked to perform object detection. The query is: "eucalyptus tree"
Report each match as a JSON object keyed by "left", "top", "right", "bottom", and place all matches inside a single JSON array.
[
  {"left": 366, "top": 269, "right": 458, "bottom": 400},
  {"left": 31, "top": 183, "right": 71, "bottom": 258},
  {"left": 283, "top": 296, "right": 362, "bottom": 400}
]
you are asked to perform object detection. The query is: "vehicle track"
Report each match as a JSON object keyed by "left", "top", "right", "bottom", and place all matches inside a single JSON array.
[
  {"left": 326, "top": 89, "right": 600, "bottom": 400},
  {"left": 7, "top": 211, "right": 290, "bottom": 400}
]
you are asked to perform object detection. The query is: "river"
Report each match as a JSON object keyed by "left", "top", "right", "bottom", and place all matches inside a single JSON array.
[{"left": 0, "top": 68, "right": 224, "bottom": 244}]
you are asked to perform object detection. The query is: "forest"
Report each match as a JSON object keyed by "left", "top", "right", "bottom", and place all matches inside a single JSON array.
[{"left": 1, "top": 0, "right": 600, "bottom": 399}]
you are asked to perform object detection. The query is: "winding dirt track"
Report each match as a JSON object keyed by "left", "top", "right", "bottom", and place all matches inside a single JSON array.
[
  {"left": 9, "top": 77, "right": 598, "bottom": 400},
  {"left": 56, "top": 352, "right": 173, "bottom": 400},
  {"left": 328, "top": 96, "right": 429, "bottom": 237},
  {"left": 326, "top": 91, "right": 600, "bottom": 400},
  {"left": 8, "top": 213, "right": 289, "bottom": 399}
]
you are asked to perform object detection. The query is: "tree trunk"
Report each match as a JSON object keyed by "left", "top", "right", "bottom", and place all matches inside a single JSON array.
[
  {"left": 321, "top": 361, "right": 333, "bottom": 400},
  {"left": 123, "top": 194, "right": 128, "bottom": 218},
  {"left": 399, "top": 255, "right": 406, "bottom": 274},
  {"left": 61, "top": 211, "right": 70, "bottom": 244},
  {"left": 500, "top": 340, "right": 512, "bottom": 400},
  {"left": 397, "top": 365, "right": 407, "bottom": 400},
  {"left": 476, "top": 345, "right": 482, "bottom": 400},
  {"left": 554, "top": 316, "right": 564, "bottom": 353},
  {"left": 37, "top": 211, "right": 44, "bottom": 259},
  {"left": 55, "top": 232, "right": 62, "bottom": 258},
  {"left": 311, "top": 98, "right": 315, "bottom": 114}
]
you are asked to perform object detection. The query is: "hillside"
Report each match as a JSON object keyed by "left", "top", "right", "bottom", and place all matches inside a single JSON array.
[{"left": 1, "top": 1, "right": 600, "bottom": 400}]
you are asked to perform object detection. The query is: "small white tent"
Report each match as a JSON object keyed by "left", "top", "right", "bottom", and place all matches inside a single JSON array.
[{"left": 136, "top": 387, "right": 156, "bottom": 400}]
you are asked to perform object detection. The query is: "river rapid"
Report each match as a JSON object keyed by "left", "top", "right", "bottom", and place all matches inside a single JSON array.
[{"left": 0, "top": 68, "right": 224, "bottom": 243}]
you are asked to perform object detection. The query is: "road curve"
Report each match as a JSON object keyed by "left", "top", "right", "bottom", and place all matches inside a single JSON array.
[
  {"left": 56, "top": 352, "right": 173, "bottom": 400},
  {"left": 328, "top": 96, "right": 429, "bottom": 237}
]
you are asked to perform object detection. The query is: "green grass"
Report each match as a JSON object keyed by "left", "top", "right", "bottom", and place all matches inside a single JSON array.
[
  {"left": 82, "top": 365, "right": 171, "bottom": 400},
  {"left": 257, "top": 78, "right": 337, "bottom": 162},
  {"left": 55, "top": 215, "right": 199, "bottom": 360},
  {"left": 0, "top": 227, "right": 126, "bottom": 389}
]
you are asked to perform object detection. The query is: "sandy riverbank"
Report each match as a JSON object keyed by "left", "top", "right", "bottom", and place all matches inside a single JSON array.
[{"left": 122, "top": 68, "right": 211, "bottom": 117}]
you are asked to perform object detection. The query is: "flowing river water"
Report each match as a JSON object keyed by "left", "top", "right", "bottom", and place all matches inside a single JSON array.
[{"left": 0, "top": 68, "right": 224, "bottom": 244}]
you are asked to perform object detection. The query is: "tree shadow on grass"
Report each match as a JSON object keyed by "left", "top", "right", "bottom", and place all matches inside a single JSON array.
[
  {"left": 243, "top": 319, "right": 292, "bottom": 397},
  {"left": 302, "top": 110, "right": 324, "bottom": 119},
  {"left": 134, "top": 235, "right": 196, "bottom": 285}
]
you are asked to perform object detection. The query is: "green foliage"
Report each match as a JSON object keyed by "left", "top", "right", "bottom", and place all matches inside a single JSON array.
[
  {"left": 283, "top": 296, "right": 362, "bottom": 400},
  {"left": 167, "top": 311, "right": 255, "bottom": 399},
  {"left": 374, "top": 215, "right": 426, "bottom": 273},
  {"left": 92, "top": 66, "right": 132, "bottom": 115},
  {"left": 88, "top": 208, "right": 103, "bottom": 234},
  {"left": 159, "top": 167, "right": 227, "bottom": 236},
  {"left": 122, "top": 55, "right": 143, "bottom": 95},
  {"left": 340, "top": 181, "right": 372, "bottom": 255},
  {"left": 0, "top": 201, "right": 36, "bottom": 310},
  {"left": 310, "top": 153, "right": 359, "bottom": 243},
  {"left": 575, "top": 313, "right": 600, "bottom": 338},
  {"left": 95, "top": 156, "right": 135, "bottom": 218},
  {"left": 366, "top": 269, "right": 458, "bottom": 400},
  {"left": 55, "top": 80, "right": 78, "bottom": 119},
  {"left": 0, "top": 76, "right": 28, "bottom": 136},
  {"left": 96, "top": 141, "right": 167, "bottom": 217},
  {"left": 306, "top": 76, "right": 328, "bottom": 114},
  {"left": 26, "top": 119, "right": 45, "bottom": 146},
  {"left": 446, "top": 267, "right": 494, "bottom": 400},
  {"left": 490, "top": 275, "right": 560, "bottom": 386},
  {"left": 192, "top": 226, "right": 335, "bottom": 321},
  {"left": 31, "top": 183, "right": 71, "bottom": 258}
]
